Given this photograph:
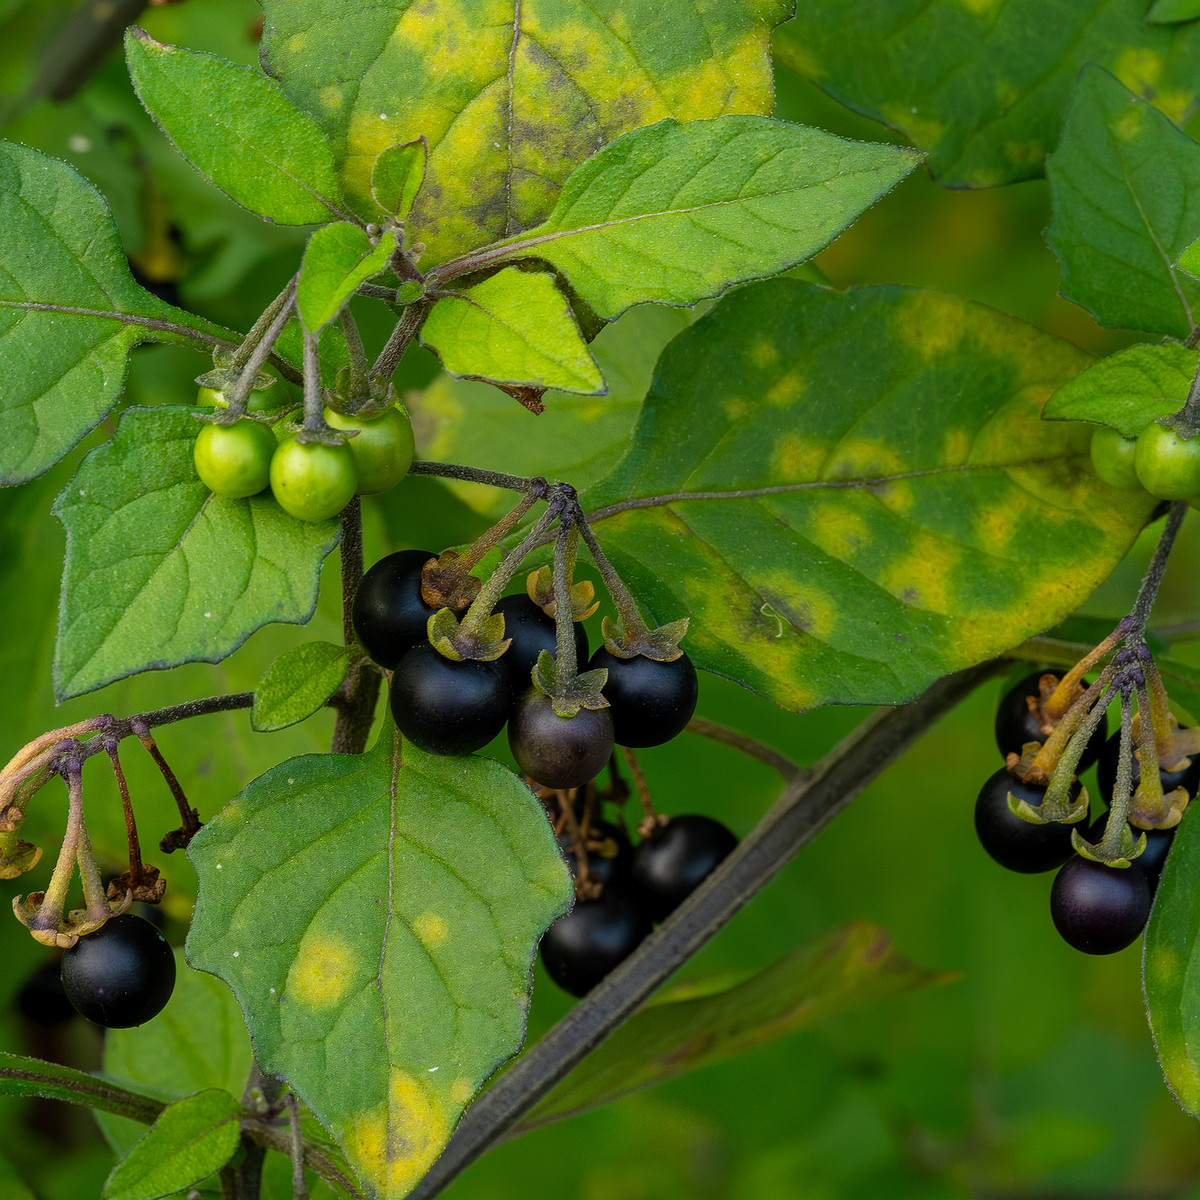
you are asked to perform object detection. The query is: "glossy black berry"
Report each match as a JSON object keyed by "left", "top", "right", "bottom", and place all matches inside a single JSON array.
[
  {"left": 540, "top": 892, "right": 651, "bottom": 996},
  {"left": 632, "top": 814, "right": 737, "bottom": 921},
  {"left": 508, "top": 689, "right": 614, "bottom": 789},
  {"left": 974, "top": 768, "right": 1078, "bottom": 874},
  {"left": 352, "top": 549, "right": 437, "bottom": 669},
  {"left": 588, "top": 649, "right": 698, "bottom": 748},
  {"left": 1085, "top": 814, "right": 1174, "bottom": 888},
  {"left": 993, "top": 671, "right": 1107, "bottom": 769},
  {"left": 1096, "top": 731, "right": 1200, "bottom": 810},
  {"left": 390, "top": 642, "right": 511, "bottom": 756},
  {"left": 557, "top": 820, "right": 631, "bottom": 890},
  {"left": 15, "top": 960, "right": 78, "bottom": 1025},
  {"left": 494, "top": 595, "right": 589, "bottom": 690},
  {"left": 1050, "top": 856, "right": 1151, "bottom": 955},
  {"left": 60, "top": 914, "right": 176, "bottom": 1029}
]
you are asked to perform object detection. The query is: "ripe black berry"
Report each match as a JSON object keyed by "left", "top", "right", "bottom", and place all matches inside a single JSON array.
[
  {"left": 494, "top": 595, "right": 589, "bottom": 689},
  {"left": 632, "top": 814, "right": 737, "bottom": 921},
  {"left": 508, "top": 690, "right": 614, "bottom": 789},
  {"left": 540, "top": 893, "right": 650, "bottom": 996},
  {"left": 1085, "top": 814, "right": 1174, "bottom": 888},
  {"left": 1050, "top": 856, "right": 1151, "bottom": 954},
  {"left": 587, "top": 649, "right": 698, "bottom": 748},
  {"left": 60, "top": 914, "right": 176, "bottom": 1029},
  {"left": 352, "top": 549, "right": 436, "bottom": 669},
  {"left": 390, "top": 642, "right": 511, "bottom": 756},
  {"left": 974, "top": 769, "right": 1078, "bottom": 874},
  {"left": 994, "top": 671, "right": 1107, "bottom": 769},
  {"left": 557, "top": 820, "right": 631, "bottom": 890},
  {"left": 1096, "top": 731, "right": 1200, "bottom": 809}
]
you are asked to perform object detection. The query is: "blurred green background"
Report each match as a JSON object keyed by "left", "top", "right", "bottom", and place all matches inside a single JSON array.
[{"left": 1, "top": 2, "right": 1200, "bottom": 1197}]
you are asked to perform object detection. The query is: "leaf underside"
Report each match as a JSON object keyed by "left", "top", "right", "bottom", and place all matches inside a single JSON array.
[
  {"left": 186, "top": 728, "right": 573, "bottom": 1200},
  {"left": 579, "top": 280, "right": 1156, "bottom": 711},
  {"left": 776, "top": 0, "right": 1200, "bottom": 189}
]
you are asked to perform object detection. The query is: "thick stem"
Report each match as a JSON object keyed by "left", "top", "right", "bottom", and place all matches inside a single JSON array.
[
  {"left": 339, "top": 310, "right": 371, "bottom": 403},
  {"left": 408, "top": 661, "right": 1001, "bottom": 1197},
  {"left": 299, "top": 328, "right": 327, "bottom": 437},
  {"left": 224, "top": 282, "right": 298, "bottom": 413},
  {"left": 551, "top": 521, "right": 580, "bottom": 683},
  {"left": 333, "top": 500, "right": 382, "bottom": 756}
]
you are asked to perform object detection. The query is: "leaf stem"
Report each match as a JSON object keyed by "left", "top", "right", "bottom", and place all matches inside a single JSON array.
[
  {"left": 370, "top": 301, "right": 429, "bottom": 383},
  {"left": 684, "top": 717, "right": 805, "bottom": 783},
  {"left": 408, "top": 460, "right": 539, "bottom": 491},
  {"left": 408, "top": 661, "right": 1002, "bottom": 1197},
  {"left": 223, "top": 281, "right": 298, "bottom": 414},
  {"left": 1130, "top": 502, "right": 1187, "bottom": 633}
]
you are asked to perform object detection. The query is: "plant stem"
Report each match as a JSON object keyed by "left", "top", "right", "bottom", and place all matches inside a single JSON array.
[
  {"left": 551, "top": 520, "right": 580, "bottom": 681},
  {"left": 105, "top": 741, "right": 144, "bottom": 888},
  {"left": 1173, "top": 350, "right": 1200, "bottom": 435},
  {"left": 684, "top": 717, "right": 805, "bottom": 783},
  {"left": 339, "top": 310, "right": 370, "bottom": 402},
  {"left": 370, "top": 301, "right": 429, "bottom": 383},
  {"left": 576, "top": 516, "right": 647, "bottom": 641},
  {"left": 224, "top": 282, "right": 298, "bottom": 413},
  {"left": 332, "top": 500, "right": 381, "bottom": 755},
  {"left": 1130, "top": 503, "right": 1188, "bottom": 633},
  {"left": 408, "top": 660, "right": 1002, "bottom": 1198},
  {"left": 408, "top": 460, "right": 539, "bottom": 491}
]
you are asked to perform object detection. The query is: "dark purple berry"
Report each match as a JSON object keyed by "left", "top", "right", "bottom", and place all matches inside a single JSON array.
[
  {"left": 557, "top": 820, "right": 631, "bottom": 890},
  {"left": 974, "top": 768, "right": 1078, "bottom": 874},
  {"left": 632, "top": 814, "right": 737, "bottom": 921},
  {"left": 540, "top": 893, "right": 651, "bottom": 996},
  {"left": 390, "top": 642, "right": 511, "bottom": 756},
  {"left": 994, "top": 671, "right": 1106, "bottom": 769},
  {"left": 60, "top": 914, "right": 176, "bottom": 1029},
  {"left": 1085, "top": 814, "right": 1174, "bottom": 888},
  {"left": 494, "top": 595, "right": 589, "bottom": 690},
  {"left": 588, "top": 648, "right": 698, "bottom": 748},
  {"left": 352, "top": 549, "right": 436, "bottom": 669},
  {"left": 1050, "top": 856, "right": 1151, "bottom": 954},
  {"left": 508, "top": 689, "right": 614, "bottom": 789}
]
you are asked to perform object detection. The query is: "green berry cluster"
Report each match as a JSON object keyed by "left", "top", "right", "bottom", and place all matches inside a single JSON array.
[
  {"left": 191, "top": 386, "right": 416, "bottom": 521},
  {"left": 1091, "top": 422, "right": 1200, "bottom": 503}
]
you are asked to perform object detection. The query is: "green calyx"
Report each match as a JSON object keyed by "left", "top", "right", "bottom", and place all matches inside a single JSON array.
[
  {"left": 601, "top": 615, "right": 690, "bottom": 662},
  {"left": 427, "top": 607, "right": 511, "bottom": 662},
  {"left": 531, "top": 650, "right": 609, "bottom": 718}
]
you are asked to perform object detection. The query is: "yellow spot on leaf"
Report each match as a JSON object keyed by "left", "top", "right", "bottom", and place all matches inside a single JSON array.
[
  {"left": 287, "top": 934, "right": 356, "bottom": 1009},
  {"left": 345, "top": 1070, "right": 451, "bottom": 1198},
  {"left": 412, "top": 911, "right": 449, "bottom": 948},
  {"left": 450, "top": 1078, "right": 474, "bottom": 1105},
  {"left": 1111, "top": 105, "right": 1145, "bottom": 143},
  {"left": 763, "top": 363, "right": 808, "bottom": 407},
  {"left": 882, "top": 104, "right": 945, "bottom": 149},
  {"left": 877, "top": 532, "right": 959, "bottom": 615},
  {"left": 823, "top": 438, "right": 905, "bottom": 481},
  {"left": 942, "top": 428, "right": 972, "bottom": 465},
  {"left": 810, "top": 503, "right": 870, "bottom": 560},
  {"left": 773, "top": 432, "right": 823, "bottom": 480},
  {"left": 893, "top": 292, "right": 965, "bottom": 360},
  {"left": 287, "top": 33, "right": 308, "bottom": 54},
  {"left": 1147, "top": 942, "right": 1182, "bottom": 984},
  {"left": 1114, "top": 47, "right": 1164, "bottom": 91},
  {"left": 959, "top": 0, "right": 996, "bottom": 13},
  {"left": 319, "top": 86, "right": 344, "bottom": 112}
]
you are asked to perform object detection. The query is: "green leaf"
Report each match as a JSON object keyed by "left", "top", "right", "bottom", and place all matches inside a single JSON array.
[
  {"left": 1046, "top": 66, "right": 1200, "bottom": 339},
  {"left": 1179, "top": 238, "right": 1200, "bottom": 278},
  {"left": 99, "top": 957, "right": 255, "bottom": 1158},
  {"left": 776, "top": 0, "right": 1200, "bottom": 189},
  {"left": 53, "top": 407, "right": 339, "bottom": 700},
  {"left": 186, "top": 726, "right": 573, "bottom": 1200},
  {"left": 1145, "top": 803, "right": 1200, "bottom": 1111},
  {"left": 1042, "top": 342, "right": 1194, "bottom": 436},
  {"left": 103, "top": 1089, "right": 242, "bottom": 1200},
  {"left": 410, "top": 304, "right": 697, "bottom": 519},
  {"left": 482, "top": 117, "right": 919, "bottom": 319},
  {"left": 260, "top": 0, "right": 791, "bottom": 261},
  {"left": 298, "top": 223, "right": 397, "bottom": 334},
  {"left": 252, "top": 641, "right": 354, "bottom": 732},
  {"left": 372, "top": 140, "right": 426, "bottom": 222},
  {"left": 0, "top": 1052, "right": 165, "bottom": 1124},
  {"left": 125, "top": 29, "right": 345, "bottom": 226},
  {"left": 516, "top": 923, "right": 949, "bottom": 1133},
  {"left": 577, "top": 281, "right": 1155, "bottom": 710},
  {"left": 421, "top": 269, "right": 603, "bottom": 394},
  {"left": 0, "top": 138, "right": 232, "bottom": 486},
  {"left": 1148, "top": 0, "right": 1200, "bottom": 24}
]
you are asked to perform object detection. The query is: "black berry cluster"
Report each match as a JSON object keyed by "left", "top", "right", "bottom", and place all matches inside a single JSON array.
[
  {"left": 537, "top": 794, "right": 737, "bottom": 996},
  {"left": 352, "top": 550, "right": 699, "bottom": 786},
  {"left": 979, "top": 669, "right": 1187, "bottom": 956}
]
